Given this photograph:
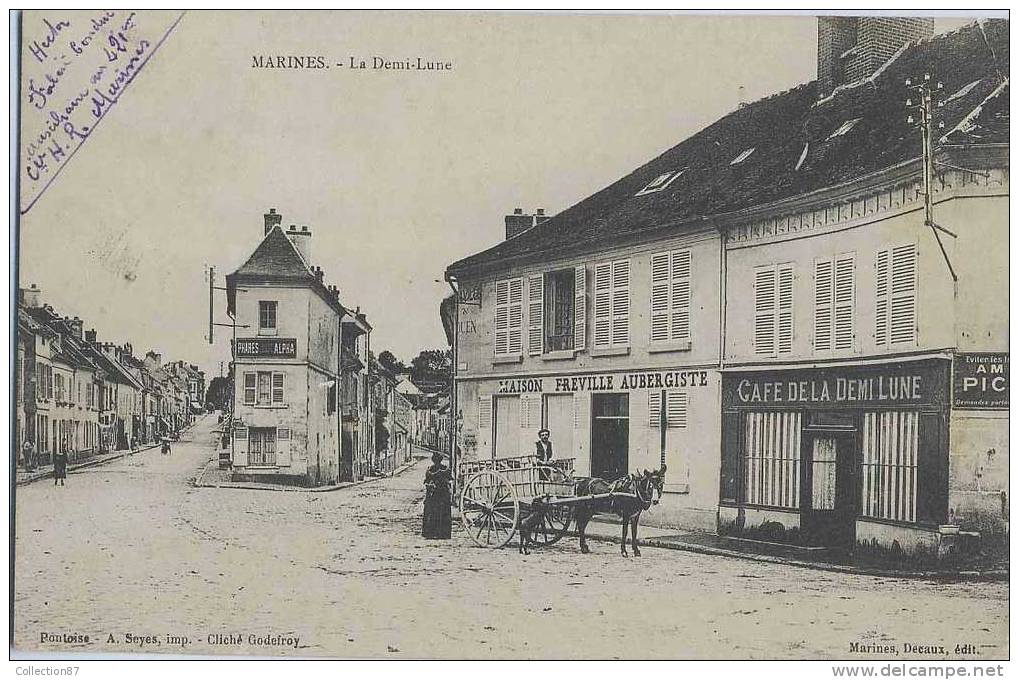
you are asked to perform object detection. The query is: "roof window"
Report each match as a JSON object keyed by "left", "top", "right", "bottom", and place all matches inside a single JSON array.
[
  {"left": 826, "top": 118, "right": 861, "bottom": 141},
  {"left": 729, "top": 148, "right": 755, "bottom": 166},
  {"left": 635, "top": 169, "right": 685, "bottom": 196},
  {"left": 795, "top": 142, "right": 809, "bottom": 171},
  {"left": 944, "top": 79, "right": 982, "bottom": 104}
]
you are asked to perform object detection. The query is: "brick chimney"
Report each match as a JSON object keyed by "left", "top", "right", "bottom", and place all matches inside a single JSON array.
[
  {"left": 65, "top": 316, "right": 83, "bottom": 341},
  {"left": 264, "top": 207, "right": 282, "bottom": 235},
  {"left": 85, "top": 329, "right": 97, "bottom": 344},
  {"left": 286, "top": 224, "right": 312, "bottom": 264},
  {"left": 505, "top": 208, "right": 535, "bottom": 240},
  {"left": 534, "top": 208, "right": 550, "bottom": 225},
  {"left": 817, "top": 16, "right": 933, "bottom": 97},
  {"left": 20, "top": 284, "right": 42, "bottom": 308}
]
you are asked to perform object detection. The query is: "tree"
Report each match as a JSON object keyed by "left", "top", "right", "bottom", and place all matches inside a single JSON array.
[
  {"left": 377, "top": 350, "right": 407, "bottom": 375},
  {"left": 410, "top": 349, "right": 452, "bottom": 390},
  {"left": 205, "top": 376, "right": 232, "bottom": 411}
]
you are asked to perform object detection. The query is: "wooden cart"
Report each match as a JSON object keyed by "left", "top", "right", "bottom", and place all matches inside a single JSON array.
[{"left": 457, "top": 455, "right": 577, "bottom": 549}]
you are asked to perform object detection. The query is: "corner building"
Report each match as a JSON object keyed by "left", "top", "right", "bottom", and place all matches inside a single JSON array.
[{"left": 227, "top": 210, "right": 346, "bottom": 486}]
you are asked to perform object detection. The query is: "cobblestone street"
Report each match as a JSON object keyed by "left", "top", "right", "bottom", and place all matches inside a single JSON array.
[{"left": 13, "top": 416, "right": 1008, "bottom": 660}]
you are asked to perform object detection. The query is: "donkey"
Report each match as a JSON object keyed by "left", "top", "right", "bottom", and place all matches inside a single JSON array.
[{"left": 573, "top": 465, "right": 667, "bottom": 557}]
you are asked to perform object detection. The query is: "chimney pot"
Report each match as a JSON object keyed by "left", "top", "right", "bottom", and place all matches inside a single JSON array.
[
  {"left": 301, "top": 225, "right": 309, "bottom": 233},
  {"left": 264, "top": 208, "right": 283, "bottom": 235},
  {"left": 536, "top": 208, "right": 545, "bottom": 216},
  {"left": 513, "top": 208, "right": 523, "bottom": 215}
]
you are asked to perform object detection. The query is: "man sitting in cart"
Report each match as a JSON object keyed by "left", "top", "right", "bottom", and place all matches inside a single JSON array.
[{"left": 535, "top": 428, "right": 553, "bottom": 480}]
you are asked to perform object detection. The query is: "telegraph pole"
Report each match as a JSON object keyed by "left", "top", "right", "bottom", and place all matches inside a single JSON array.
[{"left": 905, "top": 73, "right": 958, "bottom": 284}]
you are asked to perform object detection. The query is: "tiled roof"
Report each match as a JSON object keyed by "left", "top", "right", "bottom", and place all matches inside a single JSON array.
[
  {"left": 448, "top": 20, "right": 1008, "bottom": 276},
  {"left": 231, "top": 225, "right": 312, "bottom": 279}
]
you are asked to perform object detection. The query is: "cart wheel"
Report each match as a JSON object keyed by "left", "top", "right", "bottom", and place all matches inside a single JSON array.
[{"left": 460, "top": 470, "right": 519, "bottom": 548}]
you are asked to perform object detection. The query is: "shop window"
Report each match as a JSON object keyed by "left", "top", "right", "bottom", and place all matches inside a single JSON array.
[
  {"left": 593, "top": 260, "right": 630, "bottom": 349},
  {"left": 494, "top": 278, "right": 524, "bottom": 356},
  {"left": 650, "top": 250, "right": 692, "bottom": 345},
  {"left": 875, "top": 244, "right": 917, "bottom": 347},
  {"left": 744, "top": 411, "right": 801, "bottom": 509},
  {"left": 861, "top": 411, "right": 918, "bottom": 522},
  {"left": 258, "top": 301, "right": 278, "bottom": 335},
  {"left": 754, "top": 264, "right": 794, "bottom": 356}
]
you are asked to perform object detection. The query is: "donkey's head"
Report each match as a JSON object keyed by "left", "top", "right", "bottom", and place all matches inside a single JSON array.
[{"left": 639, "top": 464, "right": 667, "bottom": 506}]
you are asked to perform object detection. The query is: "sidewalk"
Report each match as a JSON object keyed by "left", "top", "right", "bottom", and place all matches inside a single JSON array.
[
  {"left": 193, "top": 456, "right": 418, "bottom": 492},
  {"left": 15, "top": 441, "right": 161, "bottom": 486},
  {"left": 15, "top": 415, "right": 208, "bottom": 487},
  {"left": 575, "top": 517, "right": 1009, "bottom": 581}
]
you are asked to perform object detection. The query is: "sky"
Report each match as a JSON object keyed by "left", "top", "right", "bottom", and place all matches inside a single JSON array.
[{"left": 17, "top": 11, "right": 978, "bottom": 379}]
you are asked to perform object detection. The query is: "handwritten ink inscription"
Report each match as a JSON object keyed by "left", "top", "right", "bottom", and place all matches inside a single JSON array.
[{"left": 19, "top": 10, "right": 184, "bottom": 214}]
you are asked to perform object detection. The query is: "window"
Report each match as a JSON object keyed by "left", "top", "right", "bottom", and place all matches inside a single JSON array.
[
  {"left": 650, "top": 250, "right": 692, "bottom": 345},
  {"left": 730, "top": 148, "right": 755, "bottom": 166},
  {"left": 744, "top": 411, "right": 801, "bottom": 508},
  {"left": 876, "top": 244, "right": 917, "bottom": 346},
  {"left": 530, "top": 268, "right": 580, "bottom": 354},
  {"left": 494, "top": 278, "right": 524, "bottom": 356},
  {"left": 593, "top": 260, "right": 630, "bottom": 349},
  {"left": 814, "top": 253, "right": 855, "bottom": 352},
  {"left": 861, "top": 411, "right": 918, "bottom": 522},
  {"left": 649, "top": 390, "right": 688, "bottom": 428},
  {"left": 754, "top": 264, "right": 794, "bottom": 356},
  {"left": 243, "top": 372, "right": 256, "bottom": 405},
  {"left": 826, "top": 118, "right": 861, "bottom": 141},
  {"left": 635, "top": 169, "right": 685, "bottom": 196},
  {"left": 258, "top": 301, "right": 278, "bottom": 334},
  {"left": 327, "top": 382, "right": 337, "bottom": 415},
  {"left": 249, "top": 427, "right": 277, "bottom": 466}
]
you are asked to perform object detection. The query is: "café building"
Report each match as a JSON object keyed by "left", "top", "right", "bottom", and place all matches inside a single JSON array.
[{"left": 446, "top": 19, "right": 1008, "bottom": 548}]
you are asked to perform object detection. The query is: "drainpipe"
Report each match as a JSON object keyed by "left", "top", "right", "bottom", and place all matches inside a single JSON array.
[{"left": 445, "top": 274, "right": 459, "bottom": 489}]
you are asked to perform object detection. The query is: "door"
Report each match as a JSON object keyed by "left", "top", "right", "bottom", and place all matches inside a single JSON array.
[
  {"left": 544, "top": 394, "right": 574, "bottom": 460},
  {"left": 493, "top": 396, "right": 520, "bottom": 459},
  {"left": 249, "top": 427, "right": 277, "bottom": 466},
  {"left": 591, "top": 393, "right": 628, "bottom": 480},
  {"left": 802, "top": 430, "right": 857, "bottom": 547}
]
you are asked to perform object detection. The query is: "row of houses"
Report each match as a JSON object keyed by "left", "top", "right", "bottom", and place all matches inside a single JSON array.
[
  {"left": 223, "top": 209, "right": 418, "bottom": 486},
  {"left": 16, "top": 286, "right": 206, "bottom": 467},
  {"left": 393, "top": 374, "right": 453, "bottom": 454},
  {"left": 443, "top": 19, "right": 1009, "bottom": 554}
]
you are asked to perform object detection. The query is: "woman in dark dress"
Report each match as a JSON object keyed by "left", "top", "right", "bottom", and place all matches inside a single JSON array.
[
  {"left": 53, "top": 447, "right": 67, "bottom": 486},
  {"left": 422, "top": 451, "right": 452, "bottom": 539}
]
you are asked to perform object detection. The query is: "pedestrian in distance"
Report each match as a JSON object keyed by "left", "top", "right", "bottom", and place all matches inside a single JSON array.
[
  {"left": 422, "top": 451, "right": 452, "bottom": 539},
  {"left": 53, "top": 447, "right": 67, "bottom": 486},
  {"left": 161, "top": 437, "right": 171, "bottom": 455},
  {"left": 22, "top": 438, "right": 36, "bottom": 472}
]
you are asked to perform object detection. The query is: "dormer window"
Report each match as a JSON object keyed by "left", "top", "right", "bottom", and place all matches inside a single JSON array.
[
  {"left": 730, "top": 148, "right": 755, "bottom": 165},
  {"left": 635, "top": 169, "right": 685, "bottom": 196},
  {"left": 826, "top": 118, "right": 861, "bottom": 141}
]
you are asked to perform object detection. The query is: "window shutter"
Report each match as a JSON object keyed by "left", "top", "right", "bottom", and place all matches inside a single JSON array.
[
  {"left": 519, "top": 393, "right": 541, "bottom": 455},
  {"left": 611, "top": 259, "right": 630, "bottom": 347},
  {"left": 875, "top": 249, "right": 889, "bottom": 345},
  {"left": 508, "top": 278, "right": 524, "bottom": 355},
  {"left": 234, "top": 428, "right": 248, "bottom": 467},
  {"left": 754, "top": 266, "right": 776, "bottom": 356},
  {"left": 573, "top": 265, "right": 587, "bottom": 351},
  {"left": 671, "top": 250, "right": 692, "bottom": 342},
  {"left": 834, "top": 254, "right": 855, "bottom": 350},
  {"left": 593, "top": 263, "right": 612, "bottom": 347},
  {"left": 494, "top": 280, "right": 509, "bottom": 355},
  {"left": 478, "top": 396, "right": 493, "bottom": 459},
  {"left": 272, "top": 373, "right": 284, "bottom": 405},
  {"left": 572, "top": 392, "right": 591, "bottom": 476},
  {"left": 666, "top": 390, "right": 688, "bottom": 428},
  {"left": 276, "top": 427, "right": 291, "bottom": 466},
  {"left": 648, "top": 390, "right": 662, "bottom": 428},
  {"left": 777, "top": 264, "right": 794, "bottom": 354},
  {"left": 527, "top": 274, "right": 544, "bottom": 355},
  {"left": 650, "top": 253, "right": 670, "bottom": 343},
  {"left": 814, "top": 258, "right": 833, "bottom": 351},
  {"left": 890, "top": 244, "right": 917, "bottom": 345},
  {"left": 243, "top": 372, "right": 256, "bottom": 405}
]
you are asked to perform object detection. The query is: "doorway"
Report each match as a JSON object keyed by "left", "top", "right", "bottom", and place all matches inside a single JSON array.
[
  {"left": 591, "top": 393, "right": 628, "bottom": 479},
  {"left": 802, "top": 429, "right": 857, "bottom": 547}
]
